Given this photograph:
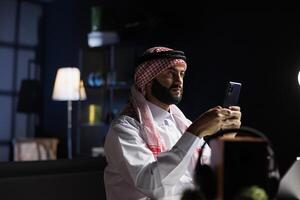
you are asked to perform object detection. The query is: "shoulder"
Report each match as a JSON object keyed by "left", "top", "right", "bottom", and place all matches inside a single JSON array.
[
  {"left": 110, "top": 115, "right": 141, "bottom": 132},
  {"left": 170, "top": 105, "right": 192, "bottom": 125},
  {"left": 106, "top": 115, "right": 145, "bottom": 144}
]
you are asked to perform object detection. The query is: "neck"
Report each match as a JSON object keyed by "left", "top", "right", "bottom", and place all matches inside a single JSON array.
[{"left": 146, "top": 95, "right": 170, "bottom": 111}]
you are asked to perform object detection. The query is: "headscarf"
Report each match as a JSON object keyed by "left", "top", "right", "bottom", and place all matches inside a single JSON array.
[
  {"left": 134, "top": 46, "right": 187, "bottom": 93},
  {"left": 123, "top": 46, "right": 190, "bottom": 157}
]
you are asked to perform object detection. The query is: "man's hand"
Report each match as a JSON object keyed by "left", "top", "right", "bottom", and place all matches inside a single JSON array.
[
  {"left": 221, "top": 106, "right": 241, "bottom": 130},
  {"left": 186, "top": 106, "right": 241, "bottom": 138}
]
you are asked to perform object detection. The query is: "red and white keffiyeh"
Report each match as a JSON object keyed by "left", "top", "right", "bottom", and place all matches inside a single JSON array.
[
  {"left": 134, "top": 46, "right": 187, "bottom": 93},
  {"left": 128, "top": 46, "right": 190, "bottom": 157}
]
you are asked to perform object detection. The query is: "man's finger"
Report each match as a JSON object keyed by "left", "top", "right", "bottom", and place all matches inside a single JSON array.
[{"left": 229, "top": 106, "right": 240, "bottom": 111}]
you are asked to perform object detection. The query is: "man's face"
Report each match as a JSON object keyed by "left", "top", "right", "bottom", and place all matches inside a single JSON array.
[{"left": 149, "top": 64, "right": 186, "bottom": 105}]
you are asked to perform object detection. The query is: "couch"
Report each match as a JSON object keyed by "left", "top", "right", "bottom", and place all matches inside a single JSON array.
[{"left": 0, "top": 156, "right": 107, "bottom": 200}]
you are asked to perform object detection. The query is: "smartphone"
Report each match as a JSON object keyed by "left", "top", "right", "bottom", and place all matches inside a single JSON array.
[{"left": 223, "top": 81, "right": 242, "bottom": 108}]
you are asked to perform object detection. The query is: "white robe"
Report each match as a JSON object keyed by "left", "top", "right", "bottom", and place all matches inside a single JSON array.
[{"left": 104, "top": 101, "right": 211, "bottom": 200}]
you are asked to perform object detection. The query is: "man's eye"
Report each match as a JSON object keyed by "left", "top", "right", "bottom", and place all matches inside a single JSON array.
[{"left": 166, "top": 72, "right": 173, "bottom": 78}]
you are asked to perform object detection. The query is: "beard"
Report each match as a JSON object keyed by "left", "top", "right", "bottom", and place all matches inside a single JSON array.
[{"left": 151, "top": 78, "right": 183, "bottom": 105}]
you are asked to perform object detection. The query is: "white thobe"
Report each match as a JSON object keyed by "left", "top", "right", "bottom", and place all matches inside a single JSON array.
[{"left": 104, "top": 101, "right": 211, "bottom": 200}]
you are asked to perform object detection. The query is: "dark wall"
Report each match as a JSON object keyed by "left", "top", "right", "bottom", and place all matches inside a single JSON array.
[
  {"left": 178, "top": 10, "right": 300, "bottom": 175},
  {"left": 42, "top": 1, "right": 300, "bottom": 174}
]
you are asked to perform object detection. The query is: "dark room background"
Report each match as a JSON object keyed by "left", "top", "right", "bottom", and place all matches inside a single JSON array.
[{"left": 1, "top": 0, "right": 300, "bottom": 176}]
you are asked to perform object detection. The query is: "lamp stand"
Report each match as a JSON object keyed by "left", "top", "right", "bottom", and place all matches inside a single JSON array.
[{"left": 67, "top": 100, "right": 73, "bottom": 159}]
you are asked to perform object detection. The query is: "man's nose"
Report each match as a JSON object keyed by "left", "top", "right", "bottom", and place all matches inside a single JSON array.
[{"left": 174, "top": 73, "right": 183, "bottom": 84}]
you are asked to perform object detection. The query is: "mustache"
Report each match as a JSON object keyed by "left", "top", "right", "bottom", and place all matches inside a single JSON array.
[{"left": 169, "top": 84, "right": 182, "bottom": 90}]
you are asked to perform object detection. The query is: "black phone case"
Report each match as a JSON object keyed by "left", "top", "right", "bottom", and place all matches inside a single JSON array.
[{"left": 223, "top": 82, "right": 241, "bottom": 108}]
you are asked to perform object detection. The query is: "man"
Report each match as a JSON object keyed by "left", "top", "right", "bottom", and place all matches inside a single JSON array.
[{"left": 104, "top": 46, "right": 241, "bottom": 200}]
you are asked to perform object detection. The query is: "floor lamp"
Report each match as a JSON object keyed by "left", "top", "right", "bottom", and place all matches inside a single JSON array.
[{"left": 52, "top": 67, "right": 86, "bottom": 159}]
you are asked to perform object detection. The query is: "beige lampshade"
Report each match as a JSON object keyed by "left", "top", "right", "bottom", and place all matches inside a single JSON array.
[{"left": 52, "top": 67, "right": 86, "bottom": 101}]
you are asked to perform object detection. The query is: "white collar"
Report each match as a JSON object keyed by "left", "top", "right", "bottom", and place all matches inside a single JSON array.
[{"left": 146, "top": 101, "right": 174, "bottom": 125}]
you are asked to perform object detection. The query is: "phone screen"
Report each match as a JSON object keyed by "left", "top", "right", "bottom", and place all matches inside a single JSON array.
[{"left": 223, "top": 81, "right": 242, "bottom": 108}]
